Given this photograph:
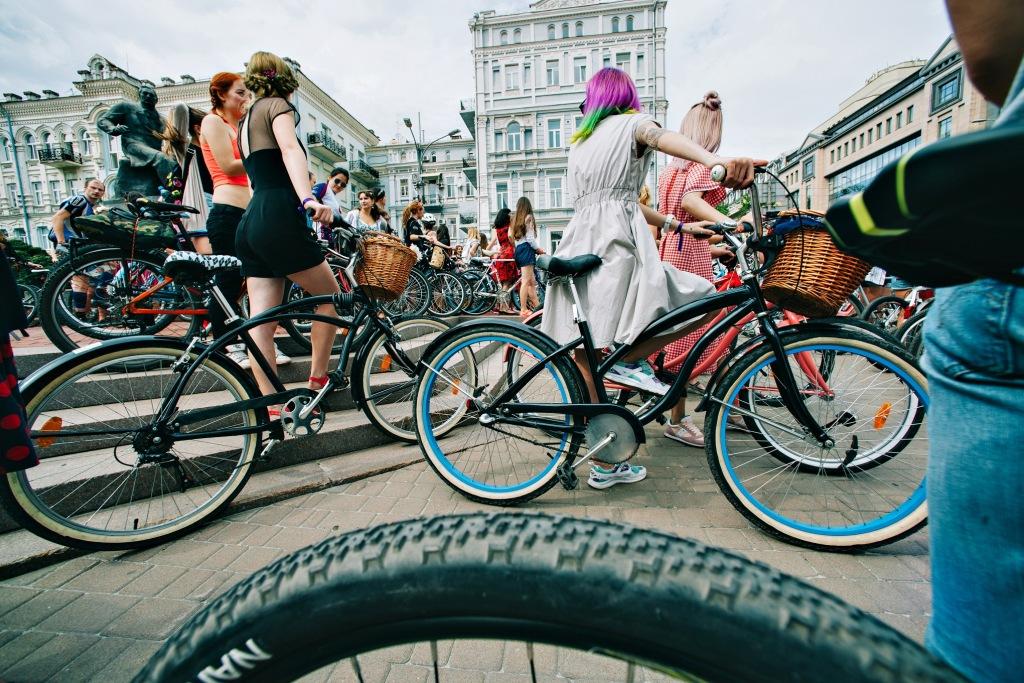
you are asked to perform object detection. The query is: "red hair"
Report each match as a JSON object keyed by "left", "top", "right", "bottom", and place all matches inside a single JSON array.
[{"left": 209, "top": 72, "right": 241, "bottom": 112}]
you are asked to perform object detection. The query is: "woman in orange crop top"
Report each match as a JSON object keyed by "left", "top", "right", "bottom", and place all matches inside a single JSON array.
[{"left": 199, "top": 73, "right": 289, "bottom": 366}]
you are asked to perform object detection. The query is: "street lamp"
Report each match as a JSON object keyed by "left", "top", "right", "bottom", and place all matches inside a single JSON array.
[{"left": 404, "top": 117, "right": 459, "bottom": 203}]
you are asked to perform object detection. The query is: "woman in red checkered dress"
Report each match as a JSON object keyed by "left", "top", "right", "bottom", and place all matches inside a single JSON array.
[{"left": 656, "top": 92, "right": 741, "bottom": 448}]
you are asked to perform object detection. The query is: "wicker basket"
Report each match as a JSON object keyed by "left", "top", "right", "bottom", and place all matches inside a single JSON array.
[
  {"left": 355, "top": 232, "right": 417, "bottom": 301},
  {"left": 761, "top": 221, "right": 871, "bottom": 318}
]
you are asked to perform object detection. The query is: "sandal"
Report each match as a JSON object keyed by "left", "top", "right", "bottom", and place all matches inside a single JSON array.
[{"left": 308, "top": 375, "right": 330, "bottom": 390}]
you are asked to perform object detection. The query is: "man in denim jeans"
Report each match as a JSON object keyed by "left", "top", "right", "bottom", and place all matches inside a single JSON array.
[{"left": 925, "top": 2, "right": 1023, "bottom": 681}]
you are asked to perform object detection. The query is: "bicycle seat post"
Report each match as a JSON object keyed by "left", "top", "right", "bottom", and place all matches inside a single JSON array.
[{"left": 565, "top": 275, "right": 608, "bottom": 403}]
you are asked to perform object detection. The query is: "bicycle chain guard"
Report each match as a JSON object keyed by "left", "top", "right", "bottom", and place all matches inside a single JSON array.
[
  {"left": 584, "top": 413, "right": 640, "bottom": 464},
  {"left": 281, "top": 395, "right": 326, "bottom": 437}
]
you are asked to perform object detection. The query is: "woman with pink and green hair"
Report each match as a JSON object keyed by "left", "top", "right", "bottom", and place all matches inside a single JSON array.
[{"left": 539, "top": 67, "right": 760, "bottom": 490}]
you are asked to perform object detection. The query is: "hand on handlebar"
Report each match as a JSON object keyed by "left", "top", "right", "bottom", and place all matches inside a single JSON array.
[
  {"left": 680, "top": 220, "right": 716, "bottom": 239},
  {"left": 708, "top": 158, "right": 770, "bottom": 189},
  {"left": 305, "top": 201, "right": 333, "bottom": 225}
]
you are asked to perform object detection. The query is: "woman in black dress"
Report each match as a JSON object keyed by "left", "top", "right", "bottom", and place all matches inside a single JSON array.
[{"left": 235, "top": 52, "right": 336, "bottom": 401}]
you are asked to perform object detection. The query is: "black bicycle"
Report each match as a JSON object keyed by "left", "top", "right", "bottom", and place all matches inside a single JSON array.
[
  {"left": 412, "top": 169, "right": 929, "bottom": 552},
  {"left": 0, "top": 225, "right": 457, "bottom": 550},
  {"left": 135, "top": 512, "right": 964, "bottom": 683}
]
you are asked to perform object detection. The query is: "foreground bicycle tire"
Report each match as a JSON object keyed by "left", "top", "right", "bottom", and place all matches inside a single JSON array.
[
  {"left": 0, "top": 338, "right": 263, "bottom": 549},
  {"left": 135, "top": 513, "right": 963, "bottom": 683}
]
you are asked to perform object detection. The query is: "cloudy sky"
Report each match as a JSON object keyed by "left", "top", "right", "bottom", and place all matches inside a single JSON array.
[{"left": 0, "top": 0, "right": 952, "bottom": 159}]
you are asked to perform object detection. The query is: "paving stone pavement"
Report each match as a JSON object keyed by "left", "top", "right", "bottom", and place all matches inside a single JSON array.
[{"left": 0, "top": 424, "right": 931, "bottom": 682}]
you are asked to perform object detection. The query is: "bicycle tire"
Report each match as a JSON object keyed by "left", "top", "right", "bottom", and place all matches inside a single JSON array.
[
  {"left": 414, "top": 322, "right": 586, "bottom": 504},
  {"left": 860, "top": 295, "right": 908, "bottom": 336},
  {"left": 427, "top": 271, "right": 467, "bottom": 317},
  {"left": 0, "top": 337, "right": 264, "bottom": 550},
  {"left": 705, "top": 328, "right": 929, "bottom": 551},
  {"left": 135, "top": 513, "right": 964, "bottom": 683},
  {"left": 19, "top": 283, "right": 40, "bottom": 327},
  {"left": 40, "top": 246, "right": 200, "bottom": 352},
  {"left": 380, "top": 267, "right": 431, "bottom": 317},
  {"left": 897, "top": 309, "right": 928, "bottom": 360},
  {"left": 461, "top": 269, "right": 497, "bottom": 315},
  {"left": 351, "top": 315, "right": 451, "bottom": 442}
]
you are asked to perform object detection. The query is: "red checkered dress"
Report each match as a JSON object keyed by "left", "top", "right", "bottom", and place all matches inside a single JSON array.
[{"left": 654, "top": 163, "right": 727, "bottom": 375}]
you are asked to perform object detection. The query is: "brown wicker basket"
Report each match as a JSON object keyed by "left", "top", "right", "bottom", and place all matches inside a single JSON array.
[
  {"left": 355, "top": 231, "right": 418, "bottom": 301},
  {"left": 761, "top": 219, "right": 871, "bottom": 318}
]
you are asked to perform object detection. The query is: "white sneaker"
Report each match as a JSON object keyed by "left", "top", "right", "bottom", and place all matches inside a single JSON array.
[
  {"left": 665, "top": 416, "right": 704, "bottom": 448},
  {"left": 606, "top": 360, "right": 670, "bottom": 396},
  {"left": 274, "top": 345, "right": 292, "bottom": 366},
  {"left": 226, "top": 344, "right": 250, "bottom": 370},
  {"left": 587, "top": 462, "right": 647, "bottom": 489}
]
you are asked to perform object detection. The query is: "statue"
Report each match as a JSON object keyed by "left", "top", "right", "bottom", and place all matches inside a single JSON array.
[{"left": 97, "top": 85, "right": 177, "bottom": 198}]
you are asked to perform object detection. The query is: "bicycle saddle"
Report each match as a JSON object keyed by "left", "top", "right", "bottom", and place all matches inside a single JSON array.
[
  {"left": 164, "top": 251, "right": 242, "bottom": 283},
  {"left": 535, "top": 254, "right": 601, "bottom": 277}
]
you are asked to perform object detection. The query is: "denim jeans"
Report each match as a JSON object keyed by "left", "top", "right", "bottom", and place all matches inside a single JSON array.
[{"left": 922, "top": 278, "right": 1024, "bottom": 683}]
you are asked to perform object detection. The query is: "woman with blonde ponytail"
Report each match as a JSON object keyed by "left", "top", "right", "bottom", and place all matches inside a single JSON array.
[{"left": 656, "top": 91, "right": 745, "bottom": 449}]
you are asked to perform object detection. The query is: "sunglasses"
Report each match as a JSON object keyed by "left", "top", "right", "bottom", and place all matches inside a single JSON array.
[{"left": 332, "top": 179, "right": 348, "bottom": 188}]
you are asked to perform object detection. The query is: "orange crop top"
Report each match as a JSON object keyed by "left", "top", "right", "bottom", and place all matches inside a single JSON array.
[{"left": 201, "top": 117, "right": 249, "bottom": 188}]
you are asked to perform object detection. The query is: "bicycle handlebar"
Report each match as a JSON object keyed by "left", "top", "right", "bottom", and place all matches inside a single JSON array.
[{"left": 709, "top": 165, "right": 767, "bottom": 184}]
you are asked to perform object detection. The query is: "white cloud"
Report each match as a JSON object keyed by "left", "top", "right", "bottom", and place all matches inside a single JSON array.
[{"left": 0, "top": 0, "right": 951, "bottom": 160}]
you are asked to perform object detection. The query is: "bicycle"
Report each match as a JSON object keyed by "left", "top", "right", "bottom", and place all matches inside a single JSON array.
[
  {"left": 135, "top": 512, "right": 965, "bottom": 683},
  {"left": 860, "top": 286, "right": 934, "bottom": 338},
  {"left": 412, "top": 168, "right": 929, "bottom": 551},
  {"left": 0, "top": 224, "right": 459, "bottom": 550},
  {"left": 413, "top": 256, "right": 467, "bottom": 317}
]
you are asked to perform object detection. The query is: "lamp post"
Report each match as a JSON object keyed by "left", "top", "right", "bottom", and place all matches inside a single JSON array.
[{"left": 403, "top": 117, "right": 458, "bottom": 203}]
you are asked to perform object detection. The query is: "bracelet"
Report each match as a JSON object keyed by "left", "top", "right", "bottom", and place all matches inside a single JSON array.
[
  {"left": 301, "top": 197, "right": 316, "bottom": 207},
  {"left": 661, "top": 215, "right": 673, "bottom": 233}
]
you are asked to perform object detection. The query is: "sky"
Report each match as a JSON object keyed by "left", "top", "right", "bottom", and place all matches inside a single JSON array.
[{"left": 0, "top": 0, "right": 953, "bottom": 160}]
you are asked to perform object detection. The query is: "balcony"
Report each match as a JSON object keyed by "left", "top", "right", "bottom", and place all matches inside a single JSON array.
[
  {"left": 306, "top": 133, "right": 347, "bottom": 164},
  {"left": 423, "top": 203, "right": 443, "bottom": 214},
  {"left": 459, "top": 214, "right": 477, "bottom": 225},
  {"left": 351, "top": 159, "right": 379, "bottom": 183},
  {"left": 39, "top": 145, "right": 83, "bottom": 168},
  {"left": 459, "top": 99, "right": 475, "bottom": 133},
  {"left": 462, "top": 156, "right": 477, "bottom": 188}
]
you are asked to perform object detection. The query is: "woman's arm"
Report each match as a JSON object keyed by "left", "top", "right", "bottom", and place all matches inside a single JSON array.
[
  {"left": 200, "top": 115, "right": 245, "bottom": 176},
  {"left": 679, "top": 192, "right": 729, "bottom": 223},
  {"left": 637, "top": 203, "right": 715, "bottom": 238},
  {"left": 272, "top": 114, "right": 331, "bottom": 224},
  {"left": 634, "top": 122, "right": 762, "bottom": 188}
]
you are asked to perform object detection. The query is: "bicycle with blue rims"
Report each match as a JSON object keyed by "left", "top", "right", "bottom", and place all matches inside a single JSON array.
[{"left": 412, "top": 167, "right": 928, "bottom": 551}]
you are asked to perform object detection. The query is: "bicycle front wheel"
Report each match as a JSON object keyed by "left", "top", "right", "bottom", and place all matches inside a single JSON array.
[
  {"left": 353, "top": 316, "right": 451, "bottom": 442},
  {"left": 0, "top": 339, "right": 264, "bottom": 549},
  {"left": 380, "top": 267, "right": 431, "bottom": 317},
  {"left": 705, "top": 329, "right": 928, "bottom": 551},
  {"left": 135, "top": 513, "right": 964, "bottom": 683},
  {"left": 427, "top": 271, "right": 467, "bottom": 316},
  {"left": 414, "top": 323, "right": 585, "bottom": 504}
]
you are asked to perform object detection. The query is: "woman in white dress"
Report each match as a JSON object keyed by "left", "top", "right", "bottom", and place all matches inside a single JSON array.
[{"left": 539, "top": 67, "right": 759, "bottom": 489}]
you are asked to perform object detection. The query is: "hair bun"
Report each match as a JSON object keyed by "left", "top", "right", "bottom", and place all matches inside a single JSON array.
[{"left": 703, "top": 91, "right": 721, "bottom": 110}]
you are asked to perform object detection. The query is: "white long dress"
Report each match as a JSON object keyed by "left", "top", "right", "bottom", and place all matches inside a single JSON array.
[{"left": 540, "top": 113, "right": 714, "bottom": 348}]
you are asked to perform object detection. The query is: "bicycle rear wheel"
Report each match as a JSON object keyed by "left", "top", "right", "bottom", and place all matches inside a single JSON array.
[
  {"left": 705, "top": 329, "right": 928, "bottom": 551},
  {"left": 19, "top": 283, "right": 39, "bottom": 326},
  {"left": 135, "top": 513, "right": 964, "bottom": 683},
  {"left": 380, "top": 267, "right": 430, "bottom": 317},
  {"left": 353, "top": 316, "right": 451, "bottom": 442},
  {"left": 0, "top": 338, "right": 264, "bottom": 549},
  {"left": 414, "top": 323, "right": 585, "bottom": 504},
  {"left": 861, "top": 295, "right": 908, "bottom": 336},
  {"left": 427, "top": 271, "right": 467, "bottom": 316}
]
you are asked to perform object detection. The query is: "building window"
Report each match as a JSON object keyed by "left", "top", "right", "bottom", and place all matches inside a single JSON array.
[
  {"left": 400, "top": 178, "right": 409, "bottom": 198},
  {"left": 844, "top": 141, "right": 849, "bottom": 155},
  {"left": 611, "top": 17, "right": 620, "bottom": 32},
  {"left": 506, "top": 66, "right": 519, "bottom": 90},
  {"left": 876, "top": 122, "right": 882, "bottom": 139},
  {"left": 0, "top": 137, "right": 8, "bottom": 162},
  {"left": 859, "top": 133, "right": 865, "bottom": 147},
  {"left": 636, "top": 54, "right": 645, "bottom": 77},
  {"left": 574, "top": 115, "right": 583, "bottom": 130},
  {"left": 547, "top": 119, "right": 562, "bottom": 148},
  {"left": 803, "top": 157, "right": 814, "bottom": 179},
  {"left": 575, "top": 21, "right": 583, "bottom": 37},
  {"left": 886, "top": 118, "right": 892, "bottom": 134},
  {"left": 938, "top": 117, "right": 953, "bottom": 139},
  {"left": 573, "top": 56, "right": 587, "bottom": 84},
  {"left": 49, "top": 180, "right": 61, "bottom": 204},
  {"left": 868, "top": 129, "right": 873, "bottom": 144},
  {"left": 513, "top": 28, "right": 521, "bottom": 43},
  {"left": 78, "top": 129, "right": 91, "bottom": 155},
  {"left": 500, "top": 30, "right": 508, "bottom": 45},
  {"left": 907, "top": 105, "right": 914, "bottom": 123},
  {"left": 446, "top": 178, "right": 455, "bottom": 199},
  {"left": 522, "top": 178, "right": 535, "bottom": 204},
  {"left": 932, "top": 70, "right": 962, "bottom": 111},
  {"left": 851, "top": 138, "right": 856, "bottom": 153},
  {"left": 25, "top": 133, "right": 36, "bottom": 160},
  {"left": 523, "top": 63, "right": 531, "bottom": 88},
  {"left": 830, "top": 149, "right": 835, "bottom": 163},
  {"left": 562, "top": 23, "right": 569, "bottom": 38},
  {"left": 547, "top": 24, "right": 555, "bottom": 40},
  {"left": 626, "top": 15, "right": 634, "bottom": 31},
  {"left": 549, "top": 177, "right": 563, "bottom": 207},
  {"left": 615, "top": 52, "right": 630, "bottom": 75},
  {"left": 496, "top": 182, "right": 508, "bottom": 209},
  {"left": 6, "top": 183, "right": 19, "bottom": 207},
  {"left": 31, "top": 181, "right": 43, "bottom": 205},
  {"left": 602, "top": 54, "right": 611, "bottom": 68},
  {"left": 523, "top": 127, "right": 534, "bottom": 149},
  {"left": 827, "top": 134, "right": 922, "bottom": 201},
  {"left": 896, "top": 111, "right": 903, "bottom": 129},
  {"left": 806, "top": 187, "right": 813, "bottom": 210},
  {"left": 494, "top": 131, "right": 504, "bottom": 152},
  {"left": 546, "top": 60, "right": 559, "bottom": 86},
  {"left": 492, "top": 66, "right": 501, "bottom": 91},
  {"left": 507, "top": 122, "right": 522, "bottom": 151}
]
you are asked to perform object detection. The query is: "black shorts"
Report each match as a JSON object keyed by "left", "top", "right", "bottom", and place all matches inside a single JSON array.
[
  {"left": 205, "top": 203, "right": 245, "bottom": 257},
  {"left": 235, "top": 189, "right": 324, "bottom": 278},
  {"left": 514, "top": 242, "right": 537, "bottom": 267}
]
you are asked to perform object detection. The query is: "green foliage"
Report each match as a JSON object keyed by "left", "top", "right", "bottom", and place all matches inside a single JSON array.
[
  {"left": 4, "top": 239, "right": 52, "bottom": 280},
  {"left": 715, "top": 193, "right": 751, "bottom": 220}
]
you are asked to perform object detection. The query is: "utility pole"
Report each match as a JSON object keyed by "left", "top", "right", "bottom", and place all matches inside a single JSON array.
[{"left": 0, "top": 102, "right": 34, "bottom": 246}]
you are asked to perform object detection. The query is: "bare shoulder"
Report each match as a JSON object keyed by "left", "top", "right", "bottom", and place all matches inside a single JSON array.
[{"left": 634, "top": 118, "right": 666, "bottom": 151}]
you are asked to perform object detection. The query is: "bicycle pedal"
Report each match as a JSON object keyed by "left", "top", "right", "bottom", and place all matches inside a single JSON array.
[{"left": 557, "top": 462, "right": 579, "bottom": 491}]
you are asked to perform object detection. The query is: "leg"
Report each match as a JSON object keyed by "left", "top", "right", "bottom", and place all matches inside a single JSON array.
[
  {"left": 519, "top": 265, "right": 535, "bottom": 316},
  {"left": 622, "top": 312, "right": 718, "bottom": 362},
  {"left": 285, "top": 261, "right": 341, "bottom": 386},
  {"left": 244, "top": 277, "right": 286, "bottom": 396},
  {"left": 923, "top": 281, "right": 1024, "bottom": 683}
]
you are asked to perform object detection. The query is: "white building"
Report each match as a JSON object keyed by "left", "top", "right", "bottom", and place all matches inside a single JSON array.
[
  {"left": 368, "top": 132, "right": 478, "bottom": 239},
  {"left": 0, "top": 54, "right": 378, "bottom": 250},
  {"left": 466, "top": 0, "right": 668, "bottom": 251}
]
